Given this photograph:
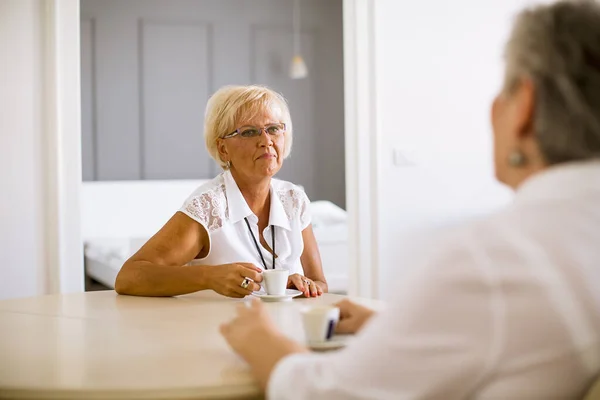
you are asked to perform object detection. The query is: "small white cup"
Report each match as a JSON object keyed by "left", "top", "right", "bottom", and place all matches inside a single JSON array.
[
  {"left": 262, "top": 269, "right": 289, "bottom": 295},
  {"left": 301, "top": 306, "right": 340, "bottom": 344}
]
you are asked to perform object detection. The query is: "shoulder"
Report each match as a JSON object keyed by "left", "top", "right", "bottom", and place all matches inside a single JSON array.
[
  {"left": 397, "top": 214, "right": 506, "bottom": 287},
  {"left": 180, "top": 174, "right": 228, "bottom": 231},
  {"left": 272, "top": 178, "right": 311, "bottom": 227},
  {"left": 273, "top": 178, "right": 310, "bottom": 210},
  {"left": 407, "top": 206, "right": 538, "bottom": 288},
  {"left": 273, "top": 178, "right": 309, "bottom": 203}
]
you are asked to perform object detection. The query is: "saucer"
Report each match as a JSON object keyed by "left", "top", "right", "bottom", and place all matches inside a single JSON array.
[
  {"left": 251, "top": 289, "right": 303, "bottom": 302},
  {"left": 308, "top": 334, "right": 352, "bottom": 351}
]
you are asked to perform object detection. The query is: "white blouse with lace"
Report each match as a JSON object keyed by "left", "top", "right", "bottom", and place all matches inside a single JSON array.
[{"left": 178, "top": 170, "right": 311, "bottom": 274}]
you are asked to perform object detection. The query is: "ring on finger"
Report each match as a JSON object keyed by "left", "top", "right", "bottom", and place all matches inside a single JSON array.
[
  {"left": 304, "top": 279, "right": 311, "bottom": 286},
  {"left": 241, "top": 277, "right": 252, "bottom": 289}
]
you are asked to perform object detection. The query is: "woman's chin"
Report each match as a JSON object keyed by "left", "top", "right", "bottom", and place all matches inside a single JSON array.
[
  {"left": 263, "top": 166, "right": 279, "bottom": 177},
  {"left": 254, "top": 160, "right": 280, "bottom": 176}
]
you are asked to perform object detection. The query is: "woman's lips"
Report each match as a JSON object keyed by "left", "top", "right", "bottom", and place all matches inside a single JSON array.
[{"left": 257, "top": 153, "right": 276, "bottom": 160}]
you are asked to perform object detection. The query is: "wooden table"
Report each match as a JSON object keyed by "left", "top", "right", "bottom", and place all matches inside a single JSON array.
[{"left": 0, "top": 290, "right": 381, "bottom": 399}]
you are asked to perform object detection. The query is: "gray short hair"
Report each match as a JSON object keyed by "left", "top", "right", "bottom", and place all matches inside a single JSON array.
[{"left": 503, "top": 0, "right": 600, "bottom": 165}]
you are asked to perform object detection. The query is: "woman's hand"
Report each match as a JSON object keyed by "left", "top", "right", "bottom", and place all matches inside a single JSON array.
[
  {"left": 287, "top": 273, "right": 323, "bottom": 297},
  {"left": 220, "top": 299, "right": 307, "bottom": 390},
  {"left": 220, "top": 299, "right": 279, "bottom": 358},
  {"left": 335, "top": 299, "right": 376, "bottom": 334},
  {"left": 205, "top": 263, "right": 263, "bottom": 298}
]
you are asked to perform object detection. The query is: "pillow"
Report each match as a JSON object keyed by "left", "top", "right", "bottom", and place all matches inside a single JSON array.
[{"left": 309, "top": 201, "right": 347, "bottom": 227}]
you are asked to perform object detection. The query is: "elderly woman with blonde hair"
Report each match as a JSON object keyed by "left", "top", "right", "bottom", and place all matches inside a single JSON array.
[
  {"left": 115, "top": 85, "right": 327, "bottom": 298},
  {"left": 220, "top": 1, "right": 600, "bottom": 398}
]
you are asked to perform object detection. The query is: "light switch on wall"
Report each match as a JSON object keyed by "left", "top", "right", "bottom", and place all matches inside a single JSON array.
[{"left": 392, "top": 148, "right": 417, "bottom": 167}]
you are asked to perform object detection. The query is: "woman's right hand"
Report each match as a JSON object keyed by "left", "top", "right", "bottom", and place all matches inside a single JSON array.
[
  {"left": 335, "top": 299, "right": 376, "bottom": 334},
  {"left": 205, "top": 263, "right": 263, "bottom": 298}
]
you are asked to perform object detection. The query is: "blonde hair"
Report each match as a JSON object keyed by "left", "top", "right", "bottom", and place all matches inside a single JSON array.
[{"left": 204, "top": 85, "right": 293, "bottom": 169}]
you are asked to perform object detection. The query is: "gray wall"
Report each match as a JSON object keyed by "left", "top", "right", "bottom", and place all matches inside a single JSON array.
[{"left": 81, "top": 0, "right": 345, "bottom": 208}]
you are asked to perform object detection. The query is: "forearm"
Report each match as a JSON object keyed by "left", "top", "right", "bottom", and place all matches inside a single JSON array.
[{"left": 115, "top": 260, "right": 213, "bottom": 297}]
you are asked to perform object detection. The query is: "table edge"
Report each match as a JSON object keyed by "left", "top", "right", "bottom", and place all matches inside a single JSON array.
[{"left": 0, "top": 384, "right": 262, "bottom": 400}]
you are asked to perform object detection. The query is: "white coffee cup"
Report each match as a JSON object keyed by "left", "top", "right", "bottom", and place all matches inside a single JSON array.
[
  {"left": 301, "top": 306, "right": 340, "bottom": 344},
  {"left": 262, "top": 269, "right": 289, "bottom": 295}
]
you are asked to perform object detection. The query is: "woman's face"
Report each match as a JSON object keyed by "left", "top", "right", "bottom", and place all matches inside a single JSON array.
[{"left": 218, "top": 107, "right": 286, "bottom": 181}]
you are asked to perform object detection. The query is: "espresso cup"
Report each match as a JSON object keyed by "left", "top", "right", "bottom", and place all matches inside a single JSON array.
[
  {"left": 262, "top": 269, "right": 289, "bottom": 295},
  {"left": 301, "top": 306, "right": 340, "bottom": 344}
]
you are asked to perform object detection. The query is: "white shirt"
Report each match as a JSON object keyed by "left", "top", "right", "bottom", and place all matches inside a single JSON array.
[
  {"left": 269, "top": 161, "right": 600, "bottom": 399},
  {"left": 179, "top": 170, "right": 311, "bottom": 274}
]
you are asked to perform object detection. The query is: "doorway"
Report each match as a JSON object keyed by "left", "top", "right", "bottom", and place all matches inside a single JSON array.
[
  {"left": 46, "top": 0, "right": 377, "bottom": 298},
  {"left": 78, "top": 0, "right": 353, "bottom": 293}
]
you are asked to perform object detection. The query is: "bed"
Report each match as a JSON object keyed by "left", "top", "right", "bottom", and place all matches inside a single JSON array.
[{"left": 81, "top": 180, "right": 349, "bottom": 293}]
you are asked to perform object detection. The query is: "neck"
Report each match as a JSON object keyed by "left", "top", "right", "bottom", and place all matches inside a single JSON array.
[
  {"left": 506, "top": 165, "right": 546, "bottom": 190},
  {"left": 230, "top": 169, "right": 271, "bottom": 216}
]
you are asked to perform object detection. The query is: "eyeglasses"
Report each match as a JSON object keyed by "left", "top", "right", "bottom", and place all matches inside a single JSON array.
[{"left": 222, "top": 123, "right": 286, "bottom": 139}]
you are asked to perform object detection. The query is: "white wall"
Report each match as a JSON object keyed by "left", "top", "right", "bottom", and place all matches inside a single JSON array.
[
  {"left": 0, "top": 0, "right": 83, "bottom": 300},
  {"left": 0, "top": 0, "right": 47, "bottom": 299},
  {"left": 372, "top": 0, "right": 529, "bottom": 299}
]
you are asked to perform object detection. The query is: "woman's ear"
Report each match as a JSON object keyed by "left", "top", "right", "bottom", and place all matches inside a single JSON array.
[
  {"left": 217, "top": 138, "right": 229, "bottom": 161},
  {"left": 512, "top": 78, "right": 535, "bottom": 140}
]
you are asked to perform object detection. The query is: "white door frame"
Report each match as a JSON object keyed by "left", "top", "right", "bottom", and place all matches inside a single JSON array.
[
  {"left": 47, "top": 0, "right": 379, "bottom": 298},
  {"left": 43, "top": 0, "right": 84, "bottom": 294},
  {"left": 343, "top": 0, "right": 380, "bottom": 298}
]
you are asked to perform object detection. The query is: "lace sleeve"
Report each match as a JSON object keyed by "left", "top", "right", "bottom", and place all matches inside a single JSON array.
[
  {"left": 298, "top": 190, "right": 312, "bottom": 230},
  {"left": 277, "top": 186, "right": 312, "bottom": 230},
  {"left": 179, "top": 184, "right": 227, "bottom": 233}
]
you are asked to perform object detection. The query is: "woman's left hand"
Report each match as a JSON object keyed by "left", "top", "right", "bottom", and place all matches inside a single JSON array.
[{"left": 287, "top": 273, "right": 323, "bottom": 297}]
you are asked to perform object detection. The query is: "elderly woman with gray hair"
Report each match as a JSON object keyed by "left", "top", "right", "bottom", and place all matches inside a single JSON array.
[
  {"left": 220, "top": 1, "right": 600, "bottom": 398},
  {"left": 115, "top": 85, "right": 327, "bottom": 298}
]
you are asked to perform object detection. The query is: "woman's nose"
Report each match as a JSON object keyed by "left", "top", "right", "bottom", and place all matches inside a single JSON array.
[{"left": 258, "top": 129, "right": 273, "bottom": 146}]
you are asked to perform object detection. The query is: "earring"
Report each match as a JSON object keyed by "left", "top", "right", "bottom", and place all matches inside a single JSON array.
[
  {"left": 508, "top": 150, "right": 527, "bottom": 167},
  {"left": 225, "top": 161, "right": 231, "bottom": 169}
]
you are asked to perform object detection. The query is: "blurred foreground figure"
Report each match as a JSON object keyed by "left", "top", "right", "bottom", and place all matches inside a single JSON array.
[{"left": 221, "top": 1, "right": 600, "bottom": 399}]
